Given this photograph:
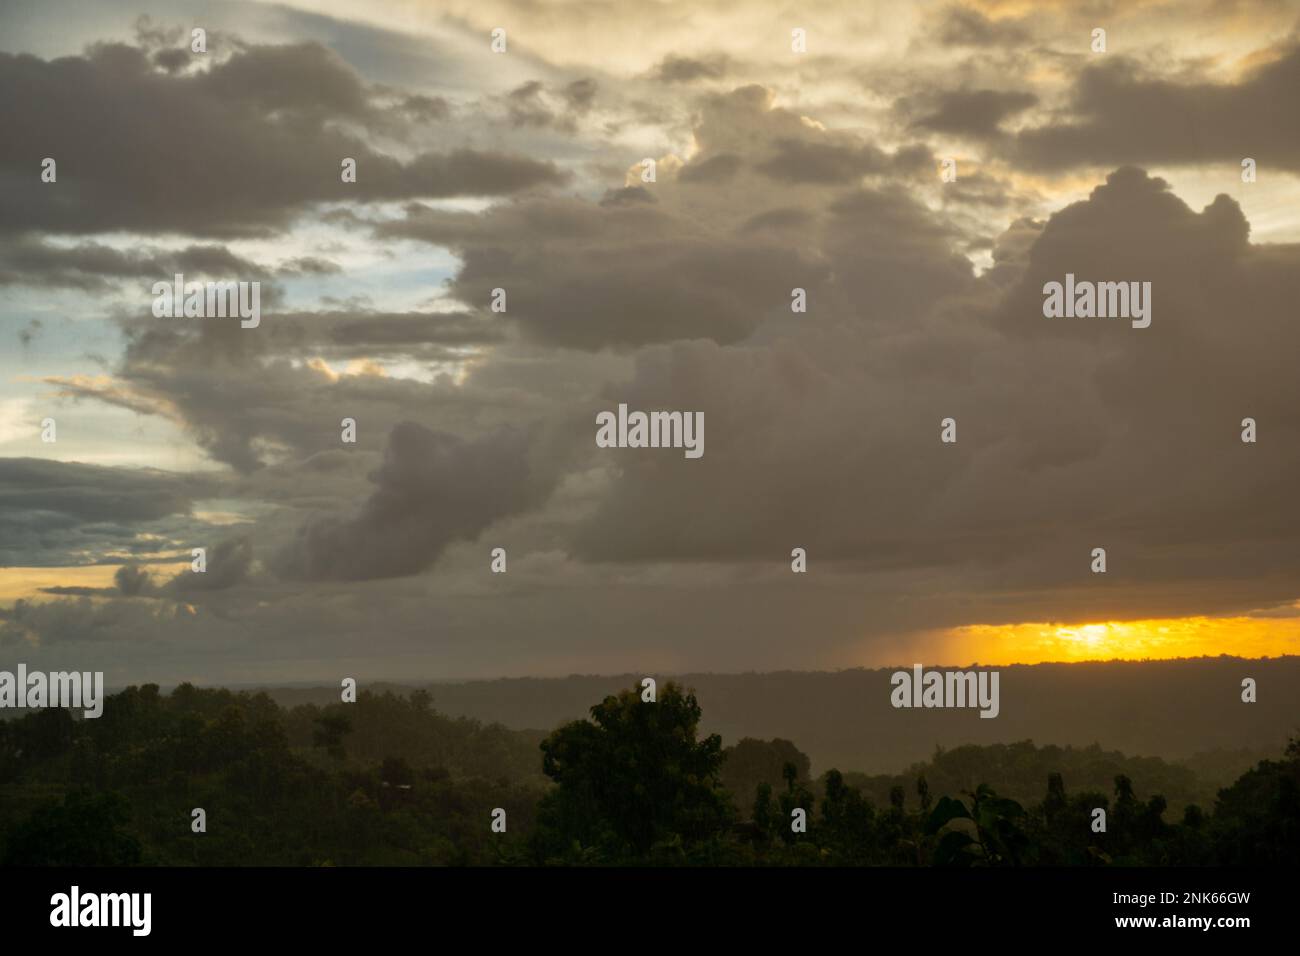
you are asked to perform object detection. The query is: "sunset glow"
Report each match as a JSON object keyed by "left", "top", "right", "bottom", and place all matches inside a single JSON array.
[{"left": 950, "top": 614, "right": 1300, "bottom": 664}]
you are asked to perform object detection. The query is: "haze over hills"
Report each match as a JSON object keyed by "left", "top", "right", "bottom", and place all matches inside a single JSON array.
[{"left": 257, "top": 655, "right": 1299, "bottom": 775}]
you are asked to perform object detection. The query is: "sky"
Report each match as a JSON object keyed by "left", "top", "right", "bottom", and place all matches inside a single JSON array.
[{"left": 1, "top": 0, "right": 1299, "bottom": 686}]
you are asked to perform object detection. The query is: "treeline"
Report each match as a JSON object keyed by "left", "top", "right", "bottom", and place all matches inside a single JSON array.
[
  {"left": 841, "top": 741, "right": 1215, "bottom": 812},
  {"left": 528, "top": 683, "right": 1299, "bottom": 865},
  {"left": 0, "top": 681, "right": 1295, "bottom": 866},
  {"left": 0, "top": 684, "right": 544, "bottom": 866}
]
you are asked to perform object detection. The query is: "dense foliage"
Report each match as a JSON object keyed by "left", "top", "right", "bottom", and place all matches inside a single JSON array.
[{"left": 0, "top": 681, "right": 1295, "bottom": 866}]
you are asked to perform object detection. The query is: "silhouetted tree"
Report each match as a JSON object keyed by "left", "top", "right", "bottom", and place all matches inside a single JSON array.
[{"left": 533, "top": 682, "right": 733, "bottom": 860}]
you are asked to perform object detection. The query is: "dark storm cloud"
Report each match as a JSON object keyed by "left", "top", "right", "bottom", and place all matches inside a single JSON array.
[
  {"left": 5, "top": 0, "right": 1299, "bottom": 683},
  {"left": 0, "top": 40, "right": 567, "bottom": 238},
  {"left": 569, "top": 167, "right": 1300, "bottom": 623},
  {"left": 0, "top": 458, "right": 213, "bottom": 567},
  {"left": 38, "top": 293, "right": 532, "bottom": 474},
  {"left": 165, "top": 535, "right": 253, "bottom": 592},
  {"left": 376, "top": 85, "right": 949, "bottom": 350},
  {"left": 823, "top": 188, "right": 982, "bottom": 318},
  {"left": 905, "top": 88, "right": 1038, "bottom": 138},
  {"left": 378, "top": 195, "right": 830, "bottom": 350},
  {"left": 275, "top": 420, "right": 560, "bottom": 581},
  {"left": 115, "top": 563, "right": 152, "bottom": 596},
  {"left": 1011, "top": 46, "right": 1300, "bottom": 170},
  {"left": 0, "top": 458, "right": 206, "bottom": 525},
  {"left": 0, "top": 591, "right": 233, "bottom": 651},
  {"left": 48, "top": 84, "right": 901, "bottom": 482}
]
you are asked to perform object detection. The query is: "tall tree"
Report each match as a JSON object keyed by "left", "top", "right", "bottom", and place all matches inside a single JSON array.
[{"left": 534, "top": 681, "right": 733, "bottom": 859}]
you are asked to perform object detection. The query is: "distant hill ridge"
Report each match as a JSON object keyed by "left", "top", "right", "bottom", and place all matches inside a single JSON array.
[{"left": 254, "top": 655, "right": 1299, "bottom": 775}]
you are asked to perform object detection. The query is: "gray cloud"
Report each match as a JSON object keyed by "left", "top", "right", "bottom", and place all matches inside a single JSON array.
[
  {"left": 0, "top": 235, "right": 334, "bottom": 290},
  {"left": 379, "top": 195, "right": 830, "bottom": 350},
  {"left": 165, "top": 535, "right": 253, "bottom": 592},
  {"left": 650, "top": 54, "right": 730, "bottom": 83},
  {"left": 0, "top": 40, "right": 567, "bottom": 239},
  {"left": 906, "top": 88, "right": 1038, "bottom": 138},
  {"left": 275, "top": 420, "right": 560, "bottom": 581},
  {"left": 1011, "top": 46, "right": 1300, "bottom": 170},
  {"left": 934, "top": 5, "right": 1032, "bottom": 48},
  {"left": 3, "top": 1, "right": 1298, "bottom": 683},
  {"left": 0, "top": 457, "right": 205, "bottom": 526},
  {"left": 570, "top": 168, "right": 1300, "bottom": 625},
  {"left": 678, "top": 153, "right": 744, "bottom": 184},
  {"left": 0, "top": 458, "right": 213, "bottom": 567},
  {"left": 755, "top": 138, "right": 901, "bottom": 183}
]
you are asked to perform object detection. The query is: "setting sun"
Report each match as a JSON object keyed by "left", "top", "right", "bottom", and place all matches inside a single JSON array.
[{"left": 949, "top": 614, "right": 1300, "bottom": 664}]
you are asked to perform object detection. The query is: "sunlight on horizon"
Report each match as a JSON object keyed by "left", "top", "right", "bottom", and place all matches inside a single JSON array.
[{"left": 948, "top": 613, "right": 1300, "bottom": 665}]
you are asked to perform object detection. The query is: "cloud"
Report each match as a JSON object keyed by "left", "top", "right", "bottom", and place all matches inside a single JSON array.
[
  {"left": 0, "top": 594, "right": 210, "bottom": 650},
  {"left": 379, "top": 194, "right": 830, "bottom": 349},
  {"left": 1011, "top": 46, "right": 1300, "bottom": 170},
  {"left": 933, "top": 5, "right": 1032, "bottom": 47},
  {"left": 677, "top": 153, "right": 744, "bottom": 184},
  {"left": 41, "top": 294, "right": 531, "bottom": 472},
  {"left": 275, "top": 420, "right": 559, "bottom": 580},
  {"left": 0, "top": 457, "right": 205, "bottom": 525},
  {"left": 377, "top": 85, "right": 950, "bottom": 350},
  {"left": 650, "top": 54, "right": 730, "bottom": 83},
  {"left": 115, "top": 563, "right": 153, "bottom": 596},
  {"left": 165, "top": 535, "right": 253, "bottom": 592},
  {"left": 755, "top": 138, "right": 928, "bottom": 184},
  {"left": 3, "top": 1, "right": 1299, "bottom": 682},
  {"left": 562, "top": 78, "right": 598, "bottom": 111},
  {"left": 905, "top": 88, "right": 1038, "bottom": 138},
  {"left": 0, "top": 40, "right": 567, "bottom": 239},
  {"left": 569, "top": 168, "right": 1300, "bottom": 625},
  {"left": 0, "top": 458, "right": 212, "bottom": 566},
  {"left": 0, "top": 235, "right": 334, "bottom": 290}
]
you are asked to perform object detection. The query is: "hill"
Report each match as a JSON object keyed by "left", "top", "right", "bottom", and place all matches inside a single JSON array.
[{"left": 258, "top": 656, "right": 1299, "bottom": 777}]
